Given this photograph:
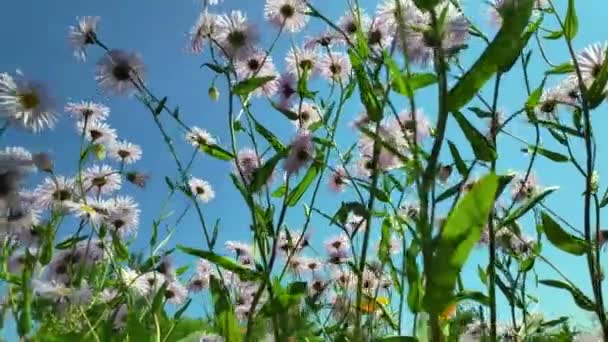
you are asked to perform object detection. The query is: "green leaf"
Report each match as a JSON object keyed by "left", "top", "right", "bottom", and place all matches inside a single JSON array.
[
  {"left": 545, "top": 62, "right": 574, "bottom": 75},
  {"left": 455, "top": 291, "right": 490, "bottom": 306},
  {"left": 251, "top": 116, "right": 286, "bottom": 152},
  {"left": 333, "top": 201, "right": 369, "bottom": 225},
  {"left": 436, "top": 182, "right": 462, "bottom": 202},
  {"left": 379, "top": 217, "right": 392, "bottom": 263},
  {"left": 453, "top": 111, "right": 496, "bottom": 162},
  {"left": 173, "top": 298, "right": 192, "bottom": 319},
  {"left": 376, "top": 336, "right": 418, "bottom": 341},
  {"left": 176, "top": 246, "right": 262, "bottom": 280},
  {"left": 232, "top": 76, "right": 276, "bottom": 96},
  {"left": 201, "top": 62, "right": 228, "bottom": 74},
  {"left": 111, "top": 232, "right": 129, "bottom": 260},
  {"left": 536, "top": 119, "right": 583, "bottom": 137},
  {"left": 199, "top": 144, "right": 234, "bottom": 161},
  {"left": 271, "top": 101, "right": 299, "bottom": 120},
  {"left": 249, "top": 152, "right": 284, "bottom": 193},
  {"left": 502, "top": 186, "right": 558, "bottom": 225},
  {"left": 392, "top": 71, "right": 438, "bottom": 98},
  {"left": 271, "top": 184, "right": 287, "bottom": 198},
  {"left": 154, "top": 97, "right": 167, "bottom": 116},
  {"left": 413, "top": 0, "right": 439, "bottom": 11},
  {"left": 359, "top": 183, "right": 391, "bottom": 203},
  {"left": 447, "top": 0, "right": 534, "bottom": 111},
  {"left": 524, "top": 146, "right": 569, "bottom": 162},
  {"left": 423, "top": 173, "right": 499, "bottom": 314},
  {"left": 468, "top": 107, "right": 493, "bottom": 118},
  {"left": 210, "top": 278, "right": 242, "bottom": 341},
  {"left": 349, "top": 49, "right": 382, "bottom": 122},
  {"left": 55, "top": 235, "right": 89, "bottom": 249},
  {"left": 563, "top": 0, "right": 578, "bottom": 40},
  {"left": 541, "top": 212, "right": 588, "bottom": 255},
  {"left": 286, "top": 163, "right": 320, "bottom": 206},
  {"left": 539, "top": 279, "right": 594, "bottom": 311},
  {"left": 587, "top": 45, "right": 608, "bottom": 108},
  {"left": 543, "top": 30, "right": 563, "bottom": 40},
  {"left": 448, "top": 141, "right": 468, "bottom": 176},
  {"left": 406, "top": 242, "right": 421, "bottom": 313}
]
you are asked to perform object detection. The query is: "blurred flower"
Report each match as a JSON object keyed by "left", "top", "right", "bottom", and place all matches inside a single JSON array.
[
  {"left": 264, "top": 0, "right": 309, "bottom": 33},
  {"left": 76, "top": 119, "right": 117, "bottom": 144},
  {"left": 511, "top": 173, "right": 539, "bottom": 202},
  {"left": 308, "top": 277, "right": 328, "bottom": 297},
  {"left": 68, "top": 16, "right": 100, "bottom": 61},
  {"left": 0, "top": 71, "right": 57, "bottom": 132},
  {"left": 319, "top": 52, "right": 352, "bottom": 83},
  {"left": 235, "top": 49, "right": 278, "bottom": 96},
  {"left": 284, "top": 129, "right": 315, "bottom": 175},
  {"left": 95, "top": 49, "right": 146, "bottom": 96},
  {"left": 324, "top": 234, "right": 350, "bottom": 255},
  {"left": 437, "top": 165, "right": 452, "bottom": 184},
  {"left": 276, "top": 73, "right": 298, "bottom": 109},
  {"left": 328, "top": 166, "right": 349, "bottom": 192},
  {"left": 105, "top": 196, "right": 140, "bottom": 238},
  {"left": 32, "top": 152, "right": 53, "bottom": 172},
  {"left": 367, "top": 19, "right": 393, "bottom": 52},
  {"left": 83, "top": 164, "right": 121, "bottom": 195},
  {"left": 286, "top": 256, "right": 305, "bottom": 274},
  {"left": 331, "top": 268, "right": 355, "bottom": 289},
  {"left": 35, "top": 176, "right": 75, "bottom": 211},
  {"left": 225, "top": 241, "right": 253, "bottom": 259},
  {"left": 534, "top": 87, "right": 561, "bottom": 118},
  {"left": 141, "top": 271, "right": 167, "bottom": 296},
  {"left": 234, "top": 148, "right": 264, "bottom": 185},
  {"left": 126, "top": 171, "right": 149, "bottom": 188},
  {"left": 65, "top": 101, "right": 110, "bottom": 122},
  {"left": 303, "top": 30, "right": 341, "bottom": 49},
  {"left": 186, "top": 126, "right": 217, "bottom": 147},
  {"left": 291, "top": 101, "right": 322, "bottom": 129},
  {"left": 346, "top": 213, "right": 366, "bottom": 235},
  {"left": 573, "top": 42, "right": 607, "bottom": 90},
  {"left": 338, "top": 10, "right": 371, "bottom": 39},
  {"left": 108, "top": 140, "right": 142, "bottom": 164},
  {"left": 165, "top": 281, "right": 188, "bottom": 305},
  {"left": 113, "top": 305, "right": 128, "bottom": 330},
  {"left": 215, "top": 10, "right": 259, "bottom": 59},
  {"left": 188, "top": 177, "right": 215, "bottom": 203}
]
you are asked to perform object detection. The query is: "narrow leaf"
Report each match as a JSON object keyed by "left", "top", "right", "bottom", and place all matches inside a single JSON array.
[
  {"left": 453, "top": 111, "right": 496, "bottom": 162},
  {"left": 502, "top": 186, "right": 558, "bottom": 225},
  {"left": 541, "top": 212, "right": 588, "bottom": 255},
  {"left": 232, "top": 76, "right": 276, "bottom": 96},
  {"left": 539, "top": 279, "right": 594, "bottom": 311}
]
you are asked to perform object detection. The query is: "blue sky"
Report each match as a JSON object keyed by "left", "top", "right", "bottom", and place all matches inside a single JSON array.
[{"left": 2, "top": 0, "right": 608, "bottom": 335}]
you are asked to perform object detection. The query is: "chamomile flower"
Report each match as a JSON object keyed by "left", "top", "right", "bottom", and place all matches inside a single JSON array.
[
  {"left": 83, "top": 164, "right": 121, "bottom": 195},
  {"left": 319, "top": 52, "right": 352, "bottom": 83},
  {"left": 95, "top": 49, "right": 146, "bottom": 96},
  {"left": 68, "top": 16, "right": 100, "bottom": 61},
  {"left": 285, "top": 46, "right": 320, "bottom": 78},
  {"left": 283, "top": 129, "right": 315, "bottom": 175},
  {"left": 65, "top": 101, "right": 109, "bottom": 122},
  {"left": 67, "top": 197, "right": 109, "bottom": 226},
  {"left": 77, "top": 119, "right": 117, "bottom": 144},
  {"left": 291, "top": 101, "right": 322, "bottom": 129},
  {"left": 324, "top": 234, "right": 350, "bottom": 254},
  {"left": 0, "top": 71, "right": 57, "bottom": 132},
  {"left": 573, "top": 42, "right": 607, "bottom": 89},
  {"left": 264, "top": 0, "right": 309, "bottom": 33},
  {"left": 185, "top": 126, "right": 216, "bottom": 147},
  {"left": 108, "top": 140, "right": 142, "bottom": 164},
  {"left": 189, "top": 11, "right": 218, "bottom": 53},
  {"left": 188, "top": 177, "right": 215, "bottom": 203},
  {"left": 34, "top": 176, "right": 76, "bottom": 211},
  {"left": 534, "top": 87, "right": 561, "bottom": 118},
  {"left": 215, "top": 11, "right": 259, "bottom": 59}
]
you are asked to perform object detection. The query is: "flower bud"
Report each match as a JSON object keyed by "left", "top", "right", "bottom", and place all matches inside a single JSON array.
[
  {"left": 437, "top": 165, "right": 452, "bottom": 183},
  {"left": 126, "top": 171, "right": 149, "bottom": 188},
  {"left": 208, "top": 85, "right": 219, "bottom": 101},
  {"left": 32, "top": 152, "right": 53, "bottom": 172}
]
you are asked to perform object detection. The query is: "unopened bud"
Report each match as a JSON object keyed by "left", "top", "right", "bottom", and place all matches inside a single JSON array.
[
  {"left": 437, "top": 165, "right": 452, "bottom": 183},
  {"left": 208, "top": 85, "right": 219, "bottom": 101},
  {"left": 591, "top": 171, "right": 599, "bottom": 194},
  {"left": 126, "top": 171, "right": 149, "bottom": 188},
  {"left": 32, "top": 153, "right": 53, "bottom": 172}
]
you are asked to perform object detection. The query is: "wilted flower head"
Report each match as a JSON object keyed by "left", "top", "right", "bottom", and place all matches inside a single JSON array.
[
  {"left": 95, "top": 49, "right": 146, "bottom": 96},
  {"left": 215, "top": 10, "right": 259, "bottom": 59},
  {"left": 188, "top": 177, "right": 215, "bottom": 203},
  {"left": 264, "top": 0, "right": 309, "bottom": 33},
  {"left": 68, "top": 16, "right": 100, "bottom": 61},
  {"left": 108, "top": 140, "right": 142, "bottom": 164},
  {"left": 0, "top": 71, "right": 57, "bottom": 132},
  {"left": 126, "top": 171, "right": 149, "bottom": 188},
  {"left": 65, "top": 101, "right": 110, "bottom": 123},
  {"left": 511, "top": 173, "right": 539, "bottom": 202},
  {"left": 83, "top": 164, "right": 121, "bottom": 195},
  {"left": 189, "top": 10, "right": 218, "bottom": 53},
  {"left": 186, "top": 126, "right": 216, "bottom": 147},
  {"left": 284, "top": 129, "right": 315, "bottom": 175}
]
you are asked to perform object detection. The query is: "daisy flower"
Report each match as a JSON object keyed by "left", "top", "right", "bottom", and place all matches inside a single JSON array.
[
  {"left": 573, "top": 42, "right": 607, "bottom": 89},
  {"left": 277, "top": 229, "right": 310, "bottom": 254},
  {"left": 233, "top": 148, "right": 264, "bottom": 185},
  {"left": 67, "top": 197, "right": 109, "bottom": 226},
  {"left": 185, "top": 126, "right": 217, "bottom": 147},
  {"left": 345, "top": 213, "right": 366, "bottom": 235},
  {"left": 83, "top": 164, "right": 122, "bottom": 195},
  {"left": 394, "top": 109, "right": 431, "bottom": 142},
  {"left": 291, "top": 101, "right": 322, "bottom": 129},
  {"left": 367, "top": 19, "right": 393, "bottom": 52},
  {"left": 324, "top": 234, "right": 350, "bottom": 254},
  {"left": 141, "top": 272, "right": 167, "bottom": 296},
  {"left": 65, "top": 101, "right": 110, "bottom": 122},
  {"left": 331, "top": 268, "right": 355, "bottom": 289},
  {"left": 189, "top": 11, "right": 218, "bottom": 53},
  {"left": 308, "top": 277, "right": 328, "bottom": 297},
  {"left": 338, "top": 10, "right": 371, "bottom": 39},
  {"left": 108, "top": 140, "right": 142, "bottom": 164},
  {"left": 328, "top": 248, "right": 349, "bottom": 265},
  {"left": 376, "top": 0, "right": 419, "bottom": 32},
  {"left": 225, "top": 240, "right": 253, "bottom": 258},
  {"left": 319, "top": 52, "right": 352, "bottom": 83},
  {"left": 68, "top": 16, "right": 100, "bottom": 62},
  {"left": 76, "top": 119, "right": 117, "bottom": 144},
  {"left": 0, "top": 71, "right": 57, "bottom": 132},
  {"left": 285, "top": 46, "right": 320, "bottom": 78},
  {"left": 303, "top": 257, "right": 323, "bottom": 273},
  {"left": 286, "top": 256, "right": 305, "bottom": 274},
  {"left": 534, "top": 87, "right": 561, "bottom": 118},
  {"left": 95, "top": 49, "right": 146, "bottom": 96},
  {"left": 0, "top": 146, "right": 34, "bottom": 175},
  {"left": 104, "top": 196, "right": 140, "bottom": 238},
  {"left": 303, "top": 30, "right": 342, "bottom": 49},
  {"left": 328, "top": 166, "right": 349, "bottom": 192},
  {"left": 264, "top": 0, "right": 309, "bottom": 33},
  {"left": 188, "top": 177, "right": 215, "bottom": 203},
  {"left": 234, "top": 49, "right": 278, "bottom": 96},
  {"left": 215, "top": 10, "right": 259, "bottom": 59},
  {"left": 34, "top": 176, "right": 76, "bottom": 211},
  {"left": 164, "top": 281, "right": 188, "bottom": 305},
  {"left": 283, "top": 129, "right": 315, "bottom": 175}
]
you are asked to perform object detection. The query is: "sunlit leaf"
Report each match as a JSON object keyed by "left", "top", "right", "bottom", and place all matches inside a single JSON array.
[
  {"left": 452, "top": 111, "right": 496, "bottom": 162},
  {"left": 541, "top": 212, "right": 588, "bottom": 255},
  {"left": 232, "top": 76, "right": 276, "bottom": 96},
  {"left": 177, "top": 245, "right": 262, "bottom": 280},
  {"left": 502, "top": 186, "right": 559, "bottom": 225},
  {"left": 539, "top": 279, "right": 594, "bottom": 311}
]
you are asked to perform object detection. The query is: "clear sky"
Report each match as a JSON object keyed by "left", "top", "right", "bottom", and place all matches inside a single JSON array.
[{"left": 2, "top": 0, "right": 608, "bottom": 335}]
